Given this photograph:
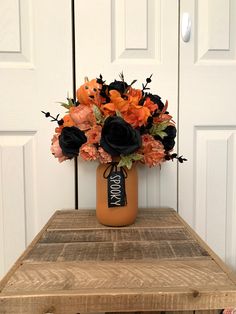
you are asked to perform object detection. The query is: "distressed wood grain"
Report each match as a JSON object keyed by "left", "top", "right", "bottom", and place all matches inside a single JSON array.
[
  {"left": 40, "top": 227, "right": 191, "bottom": 243},
  {"left": 24, "top": 240, "right": 209, "bottom": 262},
  {"left": 0, "top": 208, "right": 236, "bottom": 314},
  {"left": 0, "top": 289, "right": 235, "bottom": 313},
  {"left": 48, "top": 208, "right": 182, "bottom": 230},
  {"left": 2, "top": 260, "right": 234, "bottom": 293}
]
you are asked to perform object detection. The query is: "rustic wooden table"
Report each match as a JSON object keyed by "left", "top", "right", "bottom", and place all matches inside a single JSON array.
[{"left": 0, "top": 208, "right": 236, "bottom": 314}]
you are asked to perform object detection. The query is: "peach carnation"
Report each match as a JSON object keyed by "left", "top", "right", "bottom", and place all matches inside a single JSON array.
[
  {"left": 86, "top": 125, "right": 102, "bottom": 144},
  {"left": 141, "top": 134, "right": 165, "bottom": 167},
  {"left": 70, "top": 105, "right": 96, "bottom": 131},
  {"left": 50, "top": 134, "right": 68, "bottom": 162},
  {"left": 55, "top": 125, "right": 63, "bottom": 134},
  {"left": 80, "top": 143, "right": 98, "bottom": 161},
  {"left": 98, "top": 147, "right": 112, "bottom": 164}
]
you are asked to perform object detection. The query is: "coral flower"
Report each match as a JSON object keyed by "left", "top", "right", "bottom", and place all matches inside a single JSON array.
[
  {"left": 70, "top": 105, "right": 96, "bottom": 131},
  {"left": 141, "top": 134, "right": 165, "bottom": 167},
  {"left": 50, "top": 134, "right": 68, "bottom": 162},
  {"left": 98, "top": 147, "right": 112, "bottom": 164},
  {"left": 80, "top": 143, "right": 98, "bottom": 161},
  {"left": 55, "top": 125, "right": 63, "bottom": 134},
  {"left": 86, "top": 125, "right": 102, "bottom": 144}
]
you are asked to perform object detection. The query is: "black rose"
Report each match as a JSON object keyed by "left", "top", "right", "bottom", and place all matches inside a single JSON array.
[
  {"left": 108, "top": 80, "right": 128, "bottom": 95},
  {"left": 146, "top": 93, "right": 165, "bottom": 112},
  {"left": 154, "top": 125, "right": 177, "bottom": 151},
  {"left": 100, "top": 116, "right": 141, "bottom": 156},
  {"left": 59, "top": 126, "right": 87, "bottom": 158}
]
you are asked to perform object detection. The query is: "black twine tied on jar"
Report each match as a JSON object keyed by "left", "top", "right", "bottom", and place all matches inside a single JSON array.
[{"left": 103, "top": 162, "right": 128, "bottom": 208}]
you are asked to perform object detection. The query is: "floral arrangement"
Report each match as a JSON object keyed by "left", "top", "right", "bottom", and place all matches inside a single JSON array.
[{"left": 42, "top": 73, "right": 186, "bottom": 169}]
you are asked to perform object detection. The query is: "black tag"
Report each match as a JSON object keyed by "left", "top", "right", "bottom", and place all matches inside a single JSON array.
[{"left": 107, "top": 170, "right": 126, "bottom": 207}]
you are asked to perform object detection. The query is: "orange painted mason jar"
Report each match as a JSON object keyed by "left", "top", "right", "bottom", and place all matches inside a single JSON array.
[{"left": 96, "top": 162, "right": 138, "bottom": 226}]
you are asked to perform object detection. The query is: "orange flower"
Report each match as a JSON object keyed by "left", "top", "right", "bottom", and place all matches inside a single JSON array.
[
  {"left": 105, "top": 89, "right": 150, "bottom": 127},
  {"left": 123, "top": 104, "right": 150, "bottom": 128},
  {"left": 86, "top": 125, "right": 102, "bottom": 144},
  {"left": 143, "top": 97, "right": 158, "bottom": 113},
  {"left": 55, "top": 125, "right": 63, "bottom": 134},
  {"left": 98, "top": 147, "right": 112, "bottom": 164},
  {"left": 141, "top": 134, "right": 165, "bottom": 167},
  {"left": 102, "top": 89, "right": 151, "bottom": 128},
  {"left": 70, "top": 105, "right": 96, "bottom": 131},
  {"left": 103, "top": 90, "right": 130, "bottom": 114},
  {"left": 153, "top": 100, "right": 174, "bottom": 124},
  {"left": 101, "top": 90, "right": 131, "bottom": 116},
  {"left": 55, "top": 114, "right": 75, "bottom": 134},
  {"left": 127, "top": 87, "right": 142, "bottom": 106},
  {"left": 101, "top": 102, "right": 116, "bottom": 116},
  {"left": 80, "top": 143, "right": 98, "bottom": 161},
  {"left": 62, "top": 114, "right": 75, "bottom": 127}
]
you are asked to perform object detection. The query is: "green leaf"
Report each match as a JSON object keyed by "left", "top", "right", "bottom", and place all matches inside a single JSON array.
[
  {"left": 58, "top": 96, "right": 75, "bottom": 110},
  {"left": 150, "top": 122, "right": 169, "bottom": 138},
  {"left": 157, "top": 131, "right": 167, "bottom": 139},
  {"left": 118, "top": 153, "right": 143, "bottom": 170},
  {"left": 57, "top": 102, "right": 71, "bottom": 110},
  {"left": 131, "top": 153, "right": 143, "bottom": 161},
  {"left": 67, "top": 98, "right": 74, "bottom": 107},
  {"left": 118, "top": 157, "right": 132, "bottom": 170},
  {"left": 93, "top": 105, "right": 104, "bottom": 124}
]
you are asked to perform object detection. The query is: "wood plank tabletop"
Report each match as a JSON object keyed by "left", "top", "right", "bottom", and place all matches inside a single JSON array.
[{"left": 0, "top": 208, "right": 236, "bottom": 314}]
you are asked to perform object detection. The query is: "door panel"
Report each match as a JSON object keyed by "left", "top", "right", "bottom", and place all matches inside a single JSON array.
[
  {"left": 179, "top": 0, "right": 236, "bottom": 269},
  {"left": 74, "top": 0, "right": 179, "bottom": 209},
  {"left": 0, "top": 0, "right": 74, "bottom": 277}
]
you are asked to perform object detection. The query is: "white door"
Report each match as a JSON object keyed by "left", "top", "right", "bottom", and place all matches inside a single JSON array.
[
  {"left": 74, "top": 0, "right": 179, "bottom": 209},
  {"left": 179, "top": 0, "right": 236, "bottom": 269},
  {"left": 0, "top": 0, "right": 74, "bottom": 277}
]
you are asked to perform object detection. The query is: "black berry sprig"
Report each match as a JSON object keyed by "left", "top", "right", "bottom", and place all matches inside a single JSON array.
[
  {"left": 119, "top": 71, "right": 125, "bottom": 82},
  {"left": 118, "top": 71, "right": 131, "bottom": 94},
  {"left": 96, "top": 74, "right": 106, "bottom": 85},
  {"left": 142, "top": 74, "right": 153, "bottom": 91},
  {"left": 165, "top": 153, "right": 187, "bottom": 163},
  {"left": 130, "top": 79, "right": 137, "bottom": 86},
  {"left": 41, "top": 111, "right": 64, "bottom": 125}
]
